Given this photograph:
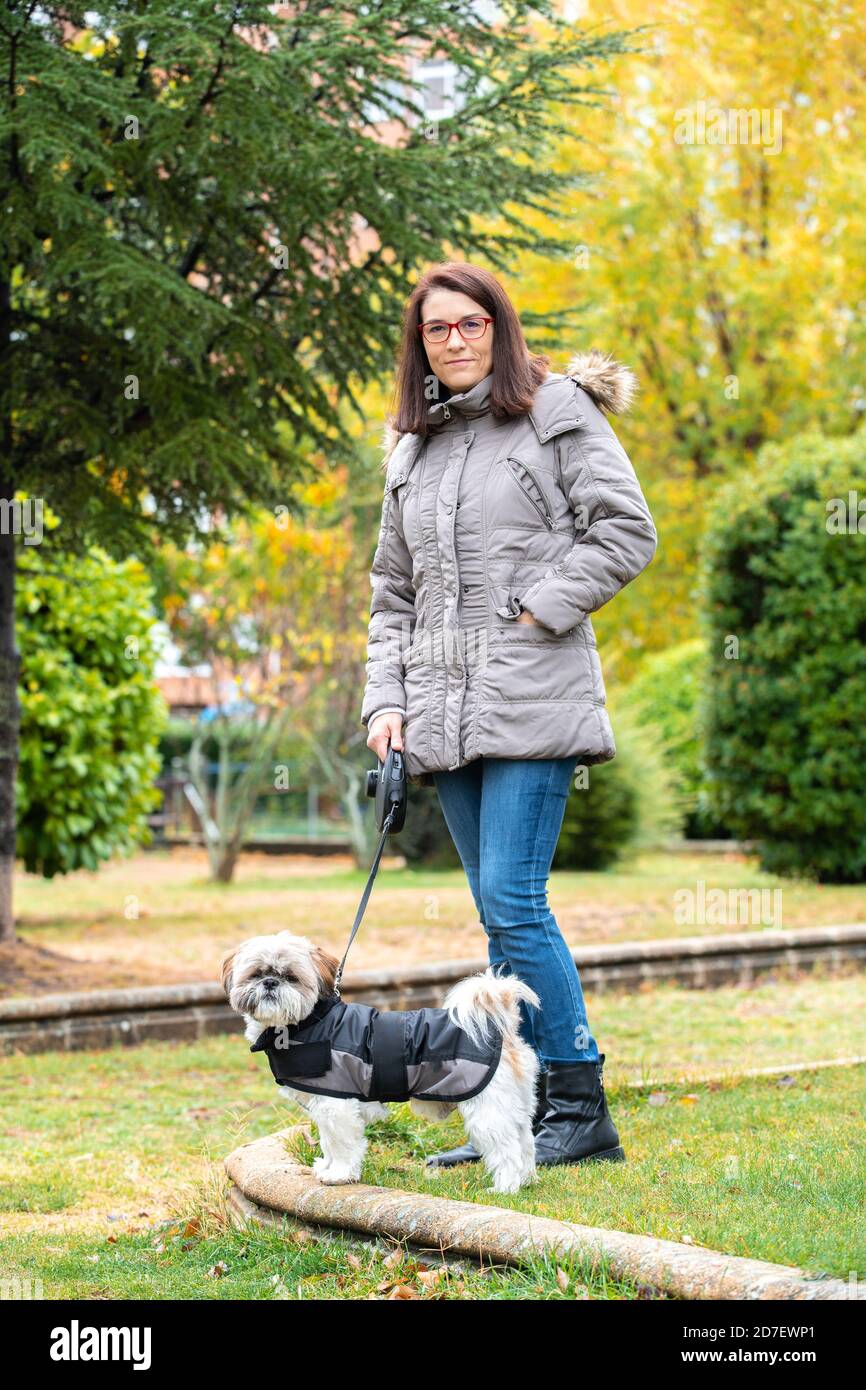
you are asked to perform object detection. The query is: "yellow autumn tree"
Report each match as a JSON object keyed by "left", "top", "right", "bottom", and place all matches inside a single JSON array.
[{"left": 501, "top": 0, "right": 866, "bottom": 669}]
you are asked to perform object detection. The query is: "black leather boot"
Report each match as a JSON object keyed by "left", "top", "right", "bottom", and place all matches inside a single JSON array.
[
  {"left": 533, "top": 1054, "right": 626, "bottom": 1166},
  {"left": 425, "top": 1069, "right": 549, "bottom": 1169}
]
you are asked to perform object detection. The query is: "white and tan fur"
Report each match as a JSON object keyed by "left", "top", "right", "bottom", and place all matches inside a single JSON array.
[{"left": 222, "top": 931, "right": 541, "bottom": 1193}]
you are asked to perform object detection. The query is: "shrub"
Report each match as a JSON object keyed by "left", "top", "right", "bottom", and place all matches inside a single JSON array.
[
  {"left": 700, "top": 426, "right": 866, "bottom": 882},
  {"left": 398, "top": 783, "right": 461, "bottom": 869},
  {"left": 553, "top": 701, "right": 681, "bottom": 871},
  {"left": 17, "top": 546, "right": 167, "bottom": 876},
  {"left": 618, "top": 638, "right": 730, "bottom": 839}
]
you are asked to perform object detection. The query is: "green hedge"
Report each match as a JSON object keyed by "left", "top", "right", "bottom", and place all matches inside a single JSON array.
[
  {"left": 700, "top": 426, "right": 866, "bottom": 882},
  {"left": 553, "top": 701, "right": 681, "bottom": 871},
  {"left": 398, "top": 784, "right": 461, "bottom": 869},
  {"left": 17, "top": 546, "right": 167, "bottom": 876},
  {"left": 618, "top": 638, "right": 730, "bottom": 839}
]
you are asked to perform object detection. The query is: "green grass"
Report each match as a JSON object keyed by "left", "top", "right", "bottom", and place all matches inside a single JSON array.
[
  {"left": 0, "top": 1220, "right": 659, "bottom": 1301},
  {"left": 1, "top": 971, "right": 864, "bottom": 1298}
]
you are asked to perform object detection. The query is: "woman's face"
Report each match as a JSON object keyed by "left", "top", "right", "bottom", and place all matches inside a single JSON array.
[{"left": 419, "top": 289, "right": 494, "bottom": 394}]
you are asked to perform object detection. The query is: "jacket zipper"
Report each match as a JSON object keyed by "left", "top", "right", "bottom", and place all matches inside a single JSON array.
[{"left": 504, "top": 456, "right": 554, "bottom": 529}]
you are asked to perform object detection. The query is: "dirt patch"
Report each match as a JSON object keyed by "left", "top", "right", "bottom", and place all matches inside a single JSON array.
[{"left": 0, "top": 939, "right": 194, "bottom": 1000}]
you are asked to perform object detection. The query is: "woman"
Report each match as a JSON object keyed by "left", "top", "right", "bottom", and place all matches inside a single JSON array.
[{"left": 361, "top": 262, "right": 657, "bottom": 1169}]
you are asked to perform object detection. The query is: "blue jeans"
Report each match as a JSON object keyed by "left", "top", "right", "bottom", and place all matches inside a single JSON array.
[{"left": 432, "top": 756, "right": 600, "bottom": 1067}]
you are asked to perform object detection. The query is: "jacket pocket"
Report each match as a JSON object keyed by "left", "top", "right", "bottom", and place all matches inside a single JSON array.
[{"left": 503, "top": 457, "right": 555, "bottom": 530}]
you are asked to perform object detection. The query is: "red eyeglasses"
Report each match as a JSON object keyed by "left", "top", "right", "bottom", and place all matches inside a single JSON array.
[{"left": 417, "top": 315, "right": 494, "bottom": 344}]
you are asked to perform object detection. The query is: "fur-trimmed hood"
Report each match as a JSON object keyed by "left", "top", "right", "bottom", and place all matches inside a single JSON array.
[
  {"left": 563, "top": 349, "right": 637, "bottom": 415},
  {"left": 380, "top": 349, "right": 637, "bottom": 468}
]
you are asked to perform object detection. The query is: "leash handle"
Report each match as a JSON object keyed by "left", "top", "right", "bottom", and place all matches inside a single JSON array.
[{"left": 333, "top": 804, "right": 397, "bottom": 998}]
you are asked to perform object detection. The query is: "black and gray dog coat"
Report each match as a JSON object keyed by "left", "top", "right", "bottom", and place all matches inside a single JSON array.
[{"left": 249, "top": 992, "right": 502, "bottom": 1103}]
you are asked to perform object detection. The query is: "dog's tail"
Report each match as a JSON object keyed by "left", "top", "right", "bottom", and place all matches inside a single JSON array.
[{"left": 442, "top": 969, "right": 540, "bottom": 1050}]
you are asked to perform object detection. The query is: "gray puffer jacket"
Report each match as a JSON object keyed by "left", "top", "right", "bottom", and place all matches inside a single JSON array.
[{"left": 360, "top": 350, "right": 658, "bottom": 786}]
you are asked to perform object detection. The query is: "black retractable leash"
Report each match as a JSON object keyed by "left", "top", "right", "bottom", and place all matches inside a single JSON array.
[{"left": 333, "top": 742, "right": 407, "bottom": 998}]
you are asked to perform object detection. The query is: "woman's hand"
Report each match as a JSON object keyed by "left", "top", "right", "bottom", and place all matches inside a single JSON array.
[
  {"left": 367, "top": 711, "right": 404, "bottom": 763},
  {"left": 517, "top": 608, "right": 541, "bottom": 626}
]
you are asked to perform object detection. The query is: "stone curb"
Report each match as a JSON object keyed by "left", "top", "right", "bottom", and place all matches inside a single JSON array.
[
  {"left": 225, "top": 1182, "right": 473, "bottom": 1267},
  {"left": 224, "top": 1128, "right": 862, "bottom": 1302},
  {"left": 3, "top": 923, "right": 865, "bottom": 1055}
]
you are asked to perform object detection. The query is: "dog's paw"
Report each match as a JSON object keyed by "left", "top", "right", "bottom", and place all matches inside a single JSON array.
[
  {"left": 486, "top": 1171, "right": 532, "bottom": 1195},
  {"left": 311, "top": 1153, "right": 361, "bottom": 1184},
  {"left": 363, "top": 1102, "right": 390, "bottom": 1124},
  {"left": 317, "top": 1168, "right": 361, "bottom": 1185}
]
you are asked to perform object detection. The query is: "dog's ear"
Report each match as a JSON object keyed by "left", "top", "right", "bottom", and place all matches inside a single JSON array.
[
  {"left": 312, "top": 944, "right": 340, "bottom": 997},
  {"left": 219, "top": 946, "right": 238, "bottom": 998}
]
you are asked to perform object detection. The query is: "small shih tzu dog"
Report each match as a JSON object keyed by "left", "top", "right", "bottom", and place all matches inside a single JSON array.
[{"left": 221, "top": 931, "right": 541, "bottom": 1193}]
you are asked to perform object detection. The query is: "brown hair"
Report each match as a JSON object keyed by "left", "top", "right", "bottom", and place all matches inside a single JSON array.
[
  {"left": 219, "top": 946, "right": 237, "bottom": 998},
  {"left": 389, "top": 262, "right": 549, "bottom": 437},
  {"left": 311, "top": 944, "right": 339, "bottom": 998}
]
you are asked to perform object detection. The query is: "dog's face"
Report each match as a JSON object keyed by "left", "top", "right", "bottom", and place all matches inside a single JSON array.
[{"left": 220, "top": 932, "right": 338, "bottom": 1026}]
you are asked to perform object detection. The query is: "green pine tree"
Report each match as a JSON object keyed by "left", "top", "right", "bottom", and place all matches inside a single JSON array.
[{"left": 0, "top": 0, "right": 636, "bottom": 938}]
